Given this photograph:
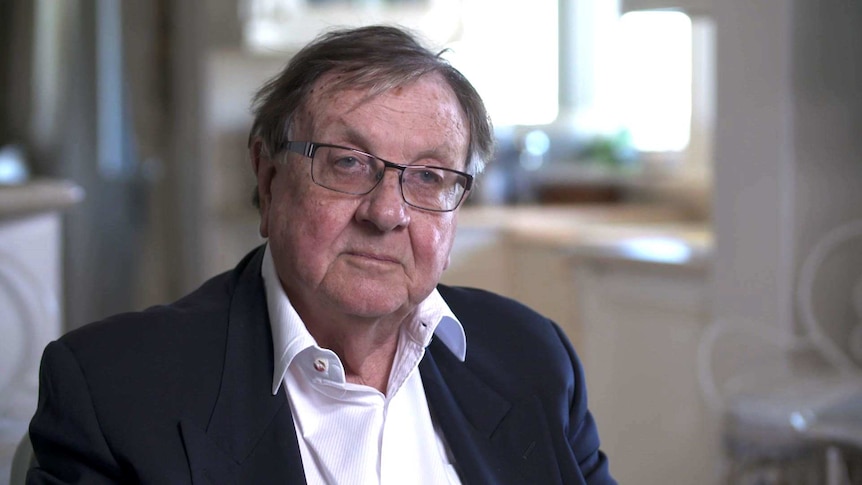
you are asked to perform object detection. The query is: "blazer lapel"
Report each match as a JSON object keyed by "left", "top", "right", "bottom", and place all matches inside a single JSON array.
[
  {"left": 421, "top": 338, "right": 564, "bottom": 485},
  {"left": 180, "top": 247, "right": 306, "bottom": 485}
]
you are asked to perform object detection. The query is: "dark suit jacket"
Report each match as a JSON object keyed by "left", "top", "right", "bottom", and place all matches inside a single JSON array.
[{"left": 27, "top": 246, "right": 614, "bottom": 484}]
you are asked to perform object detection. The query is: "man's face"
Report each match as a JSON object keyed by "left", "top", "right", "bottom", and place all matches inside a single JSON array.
[{"left": 253, "top": 72, "right": 470, "bottom": 323}]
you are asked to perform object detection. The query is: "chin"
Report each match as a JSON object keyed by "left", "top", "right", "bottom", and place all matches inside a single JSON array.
[{"left": 327, "top": 286, "right": 410, "bottom": 319}]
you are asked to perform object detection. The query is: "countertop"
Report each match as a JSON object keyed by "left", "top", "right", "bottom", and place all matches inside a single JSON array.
[
  {"left": 0, "top": 179, "right": 84, "bottom": 219},
  {"left": 458, "top": 203, "right": 713, "bottom": 269}
]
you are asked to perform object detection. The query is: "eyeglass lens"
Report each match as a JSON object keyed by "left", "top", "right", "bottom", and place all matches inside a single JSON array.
[{"left": 311, "top": 145, "right": 467, "bottom": 211}]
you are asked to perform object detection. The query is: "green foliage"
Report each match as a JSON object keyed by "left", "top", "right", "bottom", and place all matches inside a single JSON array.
[{"left": 578, "top": 130, "right": 637, "bottom": 168}]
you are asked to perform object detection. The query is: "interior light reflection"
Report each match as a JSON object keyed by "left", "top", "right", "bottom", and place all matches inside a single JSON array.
[{"left": 617, "top": 236, "right": 693, "bottom": 264}]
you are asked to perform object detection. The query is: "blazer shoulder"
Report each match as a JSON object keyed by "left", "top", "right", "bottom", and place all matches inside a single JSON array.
[
  {"left": 435, "top": 284, "right": 578, "bottom": 378},
  {"left": 437, "top": 284, "right": 545, "bottom": 320},
  {"left": 437, "top": 284, "right": 559, "bottom": 339}
]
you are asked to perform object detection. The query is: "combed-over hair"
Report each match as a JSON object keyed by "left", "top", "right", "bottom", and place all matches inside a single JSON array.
[{"left": 248, "top": 25, "right": 494, "bottom": 207}]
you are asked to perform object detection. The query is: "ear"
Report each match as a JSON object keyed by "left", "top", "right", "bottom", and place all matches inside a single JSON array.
[{"left": 250, "top": 137, "right": 276, "bottom": 238}]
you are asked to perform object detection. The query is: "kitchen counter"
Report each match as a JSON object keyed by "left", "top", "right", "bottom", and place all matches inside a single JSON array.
[
  {"left": 0, "top": 179, "right": 84, "bottom": 219},
  {"left": 457, "top": 203, "right": 713, "bottom": 270}
]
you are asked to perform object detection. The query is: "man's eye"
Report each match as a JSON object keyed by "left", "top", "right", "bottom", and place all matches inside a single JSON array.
[
  {"left": 411, "top": 169, "right": 444, "bottom": 186},
  {"left": 333, "top": 156, "right": 361, "bottom": 168},
  {"left": 328, "top": 155, "right": 375, "bottom": 175}
]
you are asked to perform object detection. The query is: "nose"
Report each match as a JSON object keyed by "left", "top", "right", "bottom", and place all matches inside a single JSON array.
[{"left": 354, "top": 169, "right": 410, "bottom": 232}]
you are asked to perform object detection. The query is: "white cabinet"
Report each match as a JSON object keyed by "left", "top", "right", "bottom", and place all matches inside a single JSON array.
[
  {"left": 0, "top": 214, "right": 62, "bottom": 420},
  {"left": 572, "top": 258, "right": 720, "bottom": 485},
  {"left": 507, "top": 237, "right": 583, "bottom": 343},
  {"left": 0, "top": 180, "right": 81, "bottom": 479},
  {"left": 441, "top": 224, "right": 511, "bottom": 298},
  {"left": 443, "top": 229, "right": 582, "bottom": 342}
]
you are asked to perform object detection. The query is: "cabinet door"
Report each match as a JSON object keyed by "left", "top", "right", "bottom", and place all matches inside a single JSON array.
[
  {"left": 0, "top": 214, "right": 63, "bottom": 420},
  {"left": 442, "top": 226, "right": 511, "bottom": 297},
  {"left": 509, "top": 240, "right": 581, "bottom": 346},
  {"left": 573, "top": 260, "right": 721, "bottom": 485},
  {"left": 0, "top": 212, "right": 64, "bottom": 481}
]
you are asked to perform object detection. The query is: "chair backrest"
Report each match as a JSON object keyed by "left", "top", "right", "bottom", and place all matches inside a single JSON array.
[{"left": 9, "top": 431, "right": 34, "bottom": 485}]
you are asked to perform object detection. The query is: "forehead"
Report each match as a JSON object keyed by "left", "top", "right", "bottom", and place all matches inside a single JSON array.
[{"left": 296, "top": 72, "right": 470, "bottom": 163}]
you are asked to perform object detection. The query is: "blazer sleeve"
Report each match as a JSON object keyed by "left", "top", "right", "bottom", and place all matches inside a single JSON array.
[
  {"left": 554, "top": 323, "right": 616, "bottom": 485},
  {"left": 26, "top": 340, "right": 123, "bottom": 484}
]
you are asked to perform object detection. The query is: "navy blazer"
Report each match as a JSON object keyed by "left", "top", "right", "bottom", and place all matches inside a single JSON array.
[{"left": 27, "top": 247, "right": 614, "bottom": 484}]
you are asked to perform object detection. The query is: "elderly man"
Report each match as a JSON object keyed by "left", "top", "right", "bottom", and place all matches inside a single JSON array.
[{"left": 27, "top": 26, "right": 614, "bottom": 484}]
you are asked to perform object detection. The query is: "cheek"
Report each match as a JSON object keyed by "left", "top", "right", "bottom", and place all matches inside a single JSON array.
[
  {"left": 268, "top": 182, "right": 355, "bottom": 271},
  {"left": 412, "top": 217, "right": 457, "bottom": 273},
  {"left": 271, "top": 190, "right": 337, "bottom": 249},
  {"left": 267, "top": 175, "right": 326, "bottom": 261}
]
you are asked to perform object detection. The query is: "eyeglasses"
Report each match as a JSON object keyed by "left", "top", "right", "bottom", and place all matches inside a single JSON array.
[{"left": 281, "top": 141, "right": 473, "bottom": 212}]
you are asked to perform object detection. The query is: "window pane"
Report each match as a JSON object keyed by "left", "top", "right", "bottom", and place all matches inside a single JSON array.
[
  {"left": 616, "top": 11, "right": 692, "bottom": 152},
  {"left": 442, "top": 0, "right": 558, "bottom": 126},
  {"left": 242, "top": 0, "right": 558, "bottom": 126}
]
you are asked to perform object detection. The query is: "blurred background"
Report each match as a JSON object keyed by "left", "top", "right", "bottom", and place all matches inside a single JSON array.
[{"left": 1, "top": 0, "right": 861, "bottom": 483}]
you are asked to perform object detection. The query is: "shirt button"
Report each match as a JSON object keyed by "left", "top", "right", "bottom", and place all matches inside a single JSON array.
[{"left": 313, "top": 358, "right": 328, "bottom": 373}]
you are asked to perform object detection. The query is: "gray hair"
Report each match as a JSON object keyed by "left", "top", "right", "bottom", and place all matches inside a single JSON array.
[{"left": 248, "top": 25, "right": 494, "bottom": 207}]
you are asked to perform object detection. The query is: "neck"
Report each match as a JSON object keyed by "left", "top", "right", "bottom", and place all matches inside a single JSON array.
[{"left": 305, "top": 314, "right": 406, "bottom": 394}]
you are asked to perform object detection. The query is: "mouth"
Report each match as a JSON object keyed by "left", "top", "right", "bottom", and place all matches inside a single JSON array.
[{"left": 345, "top": 251, "right": 400, "bottom": 265}]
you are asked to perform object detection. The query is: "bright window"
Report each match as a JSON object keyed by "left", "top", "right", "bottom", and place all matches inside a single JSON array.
[
  {"left": 241, "top": 0, "right": 559, "bottom": 127},
  {"left": 241, "top": 1, "right": 697, "bottom": 152},
  {"left": 614, "top": 11, "right": 693, "bottom": 152},
  {"left": 442, "top": 0, "right": 559, "bottom": 126}
]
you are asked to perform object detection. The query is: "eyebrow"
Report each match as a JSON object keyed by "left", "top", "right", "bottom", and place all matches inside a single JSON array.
[
  {"left": 336, "top": 126, "right": 461, "bottom": 168},
  {"left": 340, "top": 126, "right": 373, "bottom": 152}
]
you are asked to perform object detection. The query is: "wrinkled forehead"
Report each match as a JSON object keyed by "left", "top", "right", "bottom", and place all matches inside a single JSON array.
[{"left": 293, "top": 71, "right": 468, "bottom": 142}]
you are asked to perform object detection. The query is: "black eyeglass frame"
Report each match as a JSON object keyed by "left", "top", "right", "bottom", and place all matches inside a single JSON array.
[{"left": 280, "top": 141, "right": 474, "bottom": 213}]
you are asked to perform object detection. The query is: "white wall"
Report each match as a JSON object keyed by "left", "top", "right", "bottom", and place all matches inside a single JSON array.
[
  {"left": 712, "top": 0, "right": 862, "bottom": 361},
  {"left": 790, "top": 1, "right": 862, "bottom": 368},
  {"left": 711, "top": 1, "right": 796, "bottom": 338}
]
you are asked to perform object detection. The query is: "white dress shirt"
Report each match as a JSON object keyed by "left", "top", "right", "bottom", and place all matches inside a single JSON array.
[{"left": 261, "top": 245, "right": 466, "bottom": 484}]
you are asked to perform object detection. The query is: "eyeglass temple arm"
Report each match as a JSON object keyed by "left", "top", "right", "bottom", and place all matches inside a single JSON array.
[{"left": 283, "top": 141, "right": 314, "bottom": 158}]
